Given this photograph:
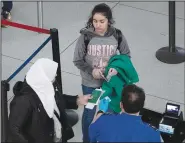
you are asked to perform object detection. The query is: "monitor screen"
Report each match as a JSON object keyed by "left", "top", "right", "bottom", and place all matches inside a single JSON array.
[{"left": 166, "top": 103, "right": 180, "bottom": 116}]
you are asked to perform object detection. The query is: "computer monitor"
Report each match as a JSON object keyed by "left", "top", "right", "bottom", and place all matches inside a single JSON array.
[{"left": 165, "top": 103, "right": 180, "bottom": 117}]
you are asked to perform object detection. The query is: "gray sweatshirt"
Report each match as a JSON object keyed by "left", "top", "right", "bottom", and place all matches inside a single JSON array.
[{"left": 73, "top": 26, "right": 130, "bottom": 88}]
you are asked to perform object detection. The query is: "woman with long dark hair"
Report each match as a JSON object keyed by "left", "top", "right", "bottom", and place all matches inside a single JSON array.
[{"left": 73, "top": 3, "right": 131, "bottom": 142}]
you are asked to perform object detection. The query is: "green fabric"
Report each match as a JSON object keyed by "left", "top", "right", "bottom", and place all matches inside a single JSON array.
[{"left": 100, "top": 55, "right": 139, "bottom": 113}]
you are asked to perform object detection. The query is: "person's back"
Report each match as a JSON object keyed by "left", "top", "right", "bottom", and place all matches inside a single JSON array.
[
  {"left": 89, "top": 84, "right": 162, "bottom": 142},
  {"left": 89, "top": 113, "right": 161, "bottom": 142}
]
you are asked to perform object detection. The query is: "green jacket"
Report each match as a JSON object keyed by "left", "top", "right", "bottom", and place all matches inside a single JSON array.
[{"left": 100, "top": 55, "right": 139, "bottom": 113}]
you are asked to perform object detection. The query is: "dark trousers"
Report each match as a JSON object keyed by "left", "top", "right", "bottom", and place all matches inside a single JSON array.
[
  {"left": 2, "top": 1, "right": 13, "bottom": 12},
  {"left": 66, "top": 109, "right": 79, "bottom": 127},
  {"left": 61, "top": 109, "right": 78, "bottom": 143}
]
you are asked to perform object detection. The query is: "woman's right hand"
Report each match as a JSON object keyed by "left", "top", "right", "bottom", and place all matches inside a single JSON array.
[{"left": 92, "top": 68, "right": 102, "bottom": 79}]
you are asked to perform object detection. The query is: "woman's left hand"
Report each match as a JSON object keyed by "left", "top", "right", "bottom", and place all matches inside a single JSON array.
[{"left": 108, "top": 68, "right": 118, "bottom": 76}]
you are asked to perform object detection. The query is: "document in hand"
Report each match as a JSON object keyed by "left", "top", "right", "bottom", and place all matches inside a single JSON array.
[{"left": 85, "top": 88, "right": 104, "bottom": 109}]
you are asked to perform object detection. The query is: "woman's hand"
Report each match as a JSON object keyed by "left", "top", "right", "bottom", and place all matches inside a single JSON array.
[
  {"left": 108, "top": 68, "right": 118, "bottom": 76},
  {"left": 92, "top": 68, "right": 102, "bottom": 79},
  {"left": 77, "top": 94, "right": 92, "bottom": 106}
]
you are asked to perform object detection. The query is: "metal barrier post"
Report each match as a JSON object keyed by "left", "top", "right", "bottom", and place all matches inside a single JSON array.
[{"left": 1, "top": 80, "right": 10, "bottom": 142}]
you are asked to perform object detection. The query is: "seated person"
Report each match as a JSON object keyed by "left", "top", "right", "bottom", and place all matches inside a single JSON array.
[
  {"left": 89, "top": 84, "right": 162, "bottom": 142},
  {"left": 8, "top": 58, "right": 92, "bottom": 143}
]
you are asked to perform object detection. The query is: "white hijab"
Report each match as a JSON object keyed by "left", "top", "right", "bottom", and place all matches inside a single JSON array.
[{"left": 26, "top": 58, "right": 58, "bottom": 118}]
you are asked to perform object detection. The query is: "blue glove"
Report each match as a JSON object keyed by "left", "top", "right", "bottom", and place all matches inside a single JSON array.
[{"left": 99, "top": 97, "right": 110, "bottom": 113}]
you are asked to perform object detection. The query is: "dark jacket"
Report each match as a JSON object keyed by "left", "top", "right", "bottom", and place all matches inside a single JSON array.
[{"left": 8, "top": 81, "right": 78, "bottom": 143}]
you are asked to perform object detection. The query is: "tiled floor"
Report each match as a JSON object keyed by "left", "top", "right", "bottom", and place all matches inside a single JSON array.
[{"left": 1, "top": 1, "right": 184, "bottom": 141}]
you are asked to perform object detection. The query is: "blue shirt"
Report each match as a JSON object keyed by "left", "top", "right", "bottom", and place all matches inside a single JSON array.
[{"left": 89, "top": 113, "right": 161, "bottom": 142}]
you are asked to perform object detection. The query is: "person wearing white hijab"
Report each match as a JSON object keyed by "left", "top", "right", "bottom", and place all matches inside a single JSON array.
[{"left": 8, "top": 58, "right": 92, "bottom": 143}]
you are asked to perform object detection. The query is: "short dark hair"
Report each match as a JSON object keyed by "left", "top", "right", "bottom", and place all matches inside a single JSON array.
[
  {"left": 121, "top": 84, "right": 145, "bottom": 114},
  {"left": 86, "top": 3, "right": 115, "bottom": 28}
]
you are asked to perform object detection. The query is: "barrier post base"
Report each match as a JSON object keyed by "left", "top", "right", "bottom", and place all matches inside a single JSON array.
[{"left": 156, "top": 46, "right": 185, "bottom": 64}]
